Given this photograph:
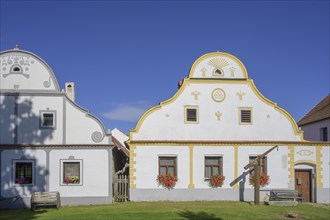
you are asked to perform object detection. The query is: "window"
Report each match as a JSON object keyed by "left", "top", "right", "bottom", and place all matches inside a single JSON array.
[
  {"left": 212, "top": 68, "right": 224, "bottom": 77},
  {"left": 159, "top": 157, "right": 176, "bottom": 176},
  {"left": 185, "top": 106, "right": 199, "bottom": 123},
  {"left": 239, "top": 108, "right": 252, "bottom": 124},
  {"left": 205, "top": 156, "right": 223, "bottom": 179},
  {"left": 320, "top": 127, "right": 328, "bottom": 141},
  {"left": 10, "top": 65, "right": 22, "bottom": 73},
  {"left": 249, "top": 156, "right": 267, "bottom": 175},
  {"left": 13, "top": 67, "right": 21, "bottom": 72},
  {"left": 40, "top": 111, "right": 56, "bottom": 128},
  {"left": 61, "top": 160, "right": 82, "bottom": 185},
  {"left": 14, "top": 161, "right": 33, "bottom": 185}
]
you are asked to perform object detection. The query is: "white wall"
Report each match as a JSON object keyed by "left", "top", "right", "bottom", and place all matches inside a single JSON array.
[
  {"left": 1, "top": 149, "right": 47, "bottom": 197},
  {"left": 134, "top": 82, "right": 301, "bottom": 142},
  {"left": 49, "top": 149, "right": 109, "bottom": 197},
  {"left": 300, "top": 119, "right": 330, "bottom": 142}
]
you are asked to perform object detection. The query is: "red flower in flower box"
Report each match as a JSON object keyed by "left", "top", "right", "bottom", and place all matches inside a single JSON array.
[
  {"left": 209, "top": 174, "right": 225, "bottom": 188},
  {"left": 157, "top": 174, "right": 178, "bottom": 190},
  {"left": 249, "top": 173, "right": 270, "bottom": 187}
]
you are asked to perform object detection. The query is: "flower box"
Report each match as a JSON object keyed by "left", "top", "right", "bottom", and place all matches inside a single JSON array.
[
  {"left": 249, "top": 173, "right": 270, "bottom": 187},
  {"left": 156, "top": 174, "right": 177, "bottom": 190},
  {"left": 209, "top": 174, "right": 225, "bottom": 188}
]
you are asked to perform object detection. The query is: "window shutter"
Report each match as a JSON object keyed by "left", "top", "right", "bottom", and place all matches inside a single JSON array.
[
  {"left": 241, "top": 110, "right": 251, "bottom": 123},
  {"left": 186, "top": 108, "right": 197, "bottom": 122}
]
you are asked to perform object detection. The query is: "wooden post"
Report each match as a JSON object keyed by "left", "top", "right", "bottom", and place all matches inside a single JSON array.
[{"left": 254, "top": 158, "right": 260, "bottom": 205}]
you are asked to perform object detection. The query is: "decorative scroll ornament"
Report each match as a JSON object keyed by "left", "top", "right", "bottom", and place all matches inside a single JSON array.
[
  {"left": 207, "top": 58, "right": 229, "bottom": 69},
  {"left": 191, "top": 90, "right": 200, "bottom": 100},
  {"left": 207, "top": 58, "right": 229, "bottom": 76},
  {"left": 297, "top": 150, "right": 313, "bottom": 156},
  {"left": 215, "top": 111, "right": 222, "bottom": 121},
  {"left": 212, "top": 88, "right": 226, "bottom": 102},
  {"left": 230, "top": 67, "right": 236, "bottom": 77},
  {"left": 1, "top": 55, "right": 34, "bottom": 79},
  {"left": 43, "top": 77, "right": 52, "bottom": 88},
  {"left": 236, "top": 91, "right": 245, "bottom": 100},
  {"left": 200, "top": 68, "right": 207, "bottom": 77},
  {"left": 91, "top": 131, "right": 104, "bottom": 143}
]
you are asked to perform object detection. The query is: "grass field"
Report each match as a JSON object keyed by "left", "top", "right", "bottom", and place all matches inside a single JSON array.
[{"left": 0, "top": 201, "right": 329, "bottom": 220}]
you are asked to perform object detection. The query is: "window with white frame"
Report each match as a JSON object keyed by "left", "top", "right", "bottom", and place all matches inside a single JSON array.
[
  {"left": 205, "top": 156, "right": 223, "bottom": 179},
  {"left": 40, "top": 111, "right": 56, "bottom": 128},
  {"left": 61, "top": 159, "right": 82, "bottom": 185},
  {"left": 14, "top": 160, "right": 34, "bottom": 185},
  {"left": 185, "top": 106, "right": 199, "bottom": 123},
  {"left": 159, "top": 157, "right": 177, "bottom": 176}
]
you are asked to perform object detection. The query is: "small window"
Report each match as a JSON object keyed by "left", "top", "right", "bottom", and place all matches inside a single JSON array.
[
  {"left": 239, "top": 108, "right": 252, "bottom": 124},
  {"left": 40, "top": 111, "right": 56, "bottom": 128},
  {"left": 14, "top": 161, "right": 33, "bottom": 185},
  {"left": 320, "top": 127, "right": 328, "bottom": 141},
  {"left": 215, "top": 69, "right": 221, "bottom": 75},
  {"left": 13, "top": 67, "right": 21, "bottom": 72},
  {"left": 159, "top": 157, "right": 177, "bottom": 176},
  {"left": 212, "top": 68, "right": 224, "bottom": 76},
  {"left": 205, "top": 156, "right": 223, "bottom": 179},
  {"left": 61, "top": 160, "right": 82, "bottom": 185},
  {"left": 10, "top": 65, "right": 22, "bottom": 73},
  {"left": 249, "top": 156, "right": 267, "bottom": 175},
  {"left": 185, "top": 106, "right": 199, "bottom": 123}
]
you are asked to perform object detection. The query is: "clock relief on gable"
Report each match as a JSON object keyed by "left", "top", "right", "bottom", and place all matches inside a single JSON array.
[{"left": 212, "top": 88, "right": 226, "bottom": 102}]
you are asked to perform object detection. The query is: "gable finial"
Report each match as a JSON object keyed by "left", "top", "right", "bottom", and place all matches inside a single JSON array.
[{"left": 14, "top": 44, "right": 20, "bottom": 50}]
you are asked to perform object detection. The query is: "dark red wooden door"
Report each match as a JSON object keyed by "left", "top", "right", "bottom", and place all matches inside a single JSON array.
[{"left": 295, "top": 170, "right": 311, "bottom": 202}]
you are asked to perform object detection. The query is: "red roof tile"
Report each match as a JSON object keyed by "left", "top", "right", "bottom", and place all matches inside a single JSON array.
[{"left": 298, "top": 94, "right": 330, "bottom": 126}]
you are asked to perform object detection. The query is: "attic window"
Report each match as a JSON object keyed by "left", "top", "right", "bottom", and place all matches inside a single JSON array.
[
  {"left": 10, "top": 65, "right": 22, "bottom": 73},
  {"left": 213, "top": 68, "right": 224, "bottom": 76},
  {"left": 239, "top": 108, "right": 252, "bottom": 125},
  {"left": 40, "top": 111, "right": 56, "bottom": 129},
  {"left": 13, "top": 67, "right": 21, "bottom": 72},
  {"left": 185, "top": 106, "right": 199, "bottom": 124}
]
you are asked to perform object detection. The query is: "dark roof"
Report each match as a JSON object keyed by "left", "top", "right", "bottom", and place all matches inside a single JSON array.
[
  {"left": 112, "top": 136, "right": 130, "bottom": 157},
  {"left": 298, "top": 94, "right": 330, "bottom": 126}
]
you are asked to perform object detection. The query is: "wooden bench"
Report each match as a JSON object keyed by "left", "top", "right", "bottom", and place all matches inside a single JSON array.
[
  {"left": 269, "top": 189, "right": 303, "bottom": 202},
  {"left": 31, "top": 191, "right": 61, "bottom": 211}
]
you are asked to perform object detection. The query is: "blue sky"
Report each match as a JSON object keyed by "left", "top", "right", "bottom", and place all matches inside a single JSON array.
[{"left": 1, "top": 0, "right": 329, "bottom": 134}]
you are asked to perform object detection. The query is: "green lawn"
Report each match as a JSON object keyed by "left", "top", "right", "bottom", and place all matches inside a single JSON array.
[{"left": 0, "top": 202, "right": 329, "bottom": 220}]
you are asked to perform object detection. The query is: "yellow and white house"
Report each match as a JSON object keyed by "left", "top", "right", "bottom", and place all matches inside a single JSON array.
[{"left": 128, "top": 52, "right": 330, "bottom": 203}]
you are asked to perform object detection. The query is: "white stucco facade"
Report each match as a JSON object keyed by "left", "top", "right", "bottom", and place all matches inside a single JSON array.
[
  {"left": 128, "top": 52, "right": 330, "bottom": 203},
  {"left": 0, "top": 48, "right": 113, "bottom": 209}
]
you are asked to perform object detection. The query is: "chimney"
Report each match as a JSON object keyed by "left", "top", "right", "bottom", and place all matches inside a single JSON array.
[{"left": 65, "top": 82, "right": 75, "bottom": 102}]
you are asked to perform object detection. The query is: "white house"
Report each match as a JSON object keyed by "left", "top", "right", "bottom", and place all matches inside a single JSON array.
[
  {"left": 298, "top": 94, "right": 330, "bottom": 142},
  {"left": 127, "top": 52, "right": 330, "bottom": 203},
  {"left": 0, "top": 46, "right": 113, "bottom": 209}
]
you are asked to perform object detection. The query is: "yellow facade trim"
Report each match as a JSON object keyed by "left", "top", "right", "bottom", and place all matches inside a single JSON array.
[
  {"left": 288, "top": 146, "right": 295, "bottom": 179},
  {"left": 188, "top": 52, "right": 249, "bottom": 79},
  {"left": 295, "top": 160, "right": 316, "bottom": 165},
  {"left": 129, "top": 141, "right": 329, "bottom": 147},
  {"left": 188, "top": 145, "right": 195, "bottom": 189},
  {"left": 129, "top": 144, "right": 137, "bottom": 189},
  {"left": 315, "top": 146, "right": 324, "bottom": 188},
  {"left": 233, "top": 145, "right": 239, "bottom": 188},
  {"left": 247, "top": 80, "right": 304, "bottom": 140},
  {"left": 129, "top": 77, "right": 305, "bottom": 141}
]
